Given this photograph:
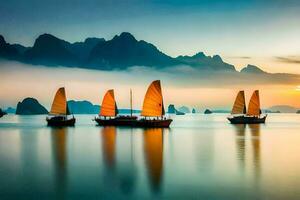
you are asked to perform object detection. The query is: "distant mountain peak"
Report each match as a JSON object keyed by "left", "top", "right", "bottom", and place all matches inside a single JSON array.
[
  {"left": 212, "top": 55, "right": 223, "bottom": 62},
  {"left": 0, "top": 34, "right": 20, "bottom": 59},
  {"left": 34, "top": 33, "right": 66, "bottom": 46},
  {"left": 36, "top": 33, "right": 59, "bottom": 41},
  {"left": 176, "top": 52, "right": 235, "bottom": 71},
  {"left": 241, "top": 64, "right": 266, "bottom": 74},
  {"left": 0, "top": 35, "right": 5, "bottom": 45},
  {"left": 24, "top": 33, "right": 78, "bottom": 66},
  {"left": 118, "top": 32, "right": 136, "bottom": 41},
  {"left": 111, "top": 32, "right": 137, "bottom": 44},
  {"left": 84, "top": 37, "right": 105, "bottom": 44},
  {"left": 192, "top": 52, "right": 206, "bottom": 58},
  {"left": 88, "top": 32, "right": 175, "bottom": 68}
]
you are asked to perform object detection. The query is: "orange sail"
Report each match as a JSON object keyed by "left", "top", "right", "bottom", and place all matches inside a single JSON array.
[
  {"left": 50, "top": 87, "right": 68, "bottom": 115},
  {"left": 231, "top": 91, "right": 246, "bottom": 115},
  {"left": 247, "top": 90, "right": 261, "bottom": 116},
  {"left": 100, "top": 89, "right": 118, "bottom": 117},
  {"left": 141, "top": 80, "right": 165, "bottom": 117}
]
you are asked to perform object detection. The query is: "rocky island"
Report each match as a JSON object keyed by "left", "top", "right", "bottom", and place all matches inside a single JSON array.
[
  {"left": 0, "top": 108, "right": 7, "bottom": 118},
  {"left": 204, "top": 109, "right": 213, "bottom": 114},
  {"left": 16, "top": 98, "right": 48, "bottom": 115}
]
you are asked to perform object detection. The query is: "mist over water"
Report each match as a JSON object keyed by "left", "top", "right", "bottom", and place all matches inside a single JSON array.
[{"left": 0, "top": 61, "right": 300, "bottom": 110}]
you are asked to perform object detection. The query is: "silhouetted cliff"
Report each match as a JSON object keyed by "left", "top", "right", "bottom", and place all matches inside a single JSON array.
[{"left": 16, "top": 98, "right": 48, "bottom": 115}]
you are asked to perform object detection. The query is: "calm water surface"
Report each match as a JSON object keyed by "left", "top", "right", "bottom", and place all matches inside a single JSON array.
[{"left": 1, "top": 114, "right": 300, "bottom": 200}]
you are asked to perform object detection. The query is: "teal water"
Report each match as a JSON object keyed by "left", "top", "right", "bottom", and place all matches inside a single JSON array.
[{"left": 1, "top": 114, "right": 300, "bottom": 200}]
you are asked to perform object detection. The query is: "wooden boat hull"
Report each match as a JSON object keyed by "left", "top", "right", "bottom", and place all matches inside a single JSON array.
[
  {"left": 47, "top": 117, "right": 76, "bottom": 126},
  {"left": 227, "top": 115, "right": 266, "bottom": 124},
  {"left": 95, "top": 117, "right": 172, "bottom": 128},
  {"left": 95, "top": 116, "right": 137, "bottom": 126},
  {"left": 134, "top": 119, "right": 173, "bottom": 128}
]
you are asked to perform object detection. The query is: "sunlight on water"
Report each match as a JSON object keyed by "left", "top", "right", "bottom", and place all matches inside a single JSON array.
[{"left": 1, "top": 114, "right": 300, "bottom": 199}]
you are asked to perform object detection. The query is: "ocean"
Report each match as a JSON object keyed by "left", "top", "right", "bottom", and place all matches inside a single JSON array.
[{"left": 0, "top": 113, "right": 300, "bottom": 200}]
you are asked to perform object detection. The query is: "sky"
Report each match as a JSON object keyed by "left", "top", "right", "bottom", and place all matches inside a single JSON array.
[
  {"left": 0, "top": 0, "right": 300, "bottom": 72},
  {"left": 0, "top": 0, "right": 300, "bottom": 109},
  {"left": 0, "top": 61, "right": 299, "bottom": 110}
]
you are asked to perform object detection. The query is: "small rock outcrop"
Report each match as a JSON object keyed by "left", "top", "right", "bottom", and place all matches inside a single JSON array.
[
  {"left": 240, "top": 64, "right": 266, "bottom": 74},
  {"left": 167, "top": 104, "right": 186, "bottom": 115},
  {"left": 16, "top": 98, "right": 48, "bottom": 115},
  {"left": 204, "top": 109, "right": 213, "bottom": 114},
  {"left": 168, "top": 104, "right": 176, "bottom": 114},
  {"left": 4, "top": 107, "right": 16, "bottom": 114},
  {"left": 178, "top": 106, "right": 190, "bottom": 113},
  {"left": 0, "top": 108, "right": 7, "bottom": 118}
]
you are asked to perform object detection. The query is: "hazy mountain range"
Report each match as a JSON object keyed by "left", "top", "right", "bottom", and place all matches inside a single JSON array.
[
  {"left": 0, "top": 32, "right": 265, "bottom": 72},
  {"left": 268, "top": 105, "right": 300, "bottom": 113}
]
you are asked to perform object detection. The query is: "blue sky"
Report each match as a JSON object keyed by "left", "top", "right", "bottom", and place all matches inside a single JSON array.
[{"left": 0, "top": 0, "right": 300, "bottom": 72}]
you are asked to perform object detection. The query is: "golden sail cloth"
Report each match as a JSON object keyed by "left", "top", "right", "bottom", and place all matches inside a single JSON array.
[
  {"left": 100, "top": 89, "right": 118, "bottom": 117},
  {"left": 141, "top": 80, "right": 165, "bottom": 117},
  {"left": 231, "top": 91, "right": 246, "bottom": 115},
  {"left": 247, "top": 90, "right": 261, "bottom": 116},
  {"left": 50, "top": 87, "right": 68, "bottom": 115}
]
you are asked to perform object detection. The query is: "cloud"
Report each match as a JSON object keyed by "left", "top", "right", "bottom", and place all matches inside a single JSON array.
[
  {"left": 1, "top": 60, "right": 300, "bottom": 90},
  {"left": 1, "top": 60, "right": 300, "bottom": 109},
  {"left": 275, "top": 56, "right": 300, "bottom": 64},
  {"left": 228, "top": 56, "right": 252, "bottom": 59}
]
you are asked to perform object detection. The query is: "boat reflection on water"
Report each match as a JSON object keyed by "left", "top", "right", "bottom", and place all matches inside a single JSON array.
[
  {"left": 117, "top": 128, "right": 137, "bottom": 194},
  {"left": 101, "top": 127, "right": 137, "bottom": 195},
  {"left": 249, "top": 124, "right": 261, "bottom": 182},
  {"left": 234, "top": 124, "right": 261, "bottom": 182},
  {"left": 100, "top": 127, "right": 164, "bottom": 194},
  {"left": 51, "top": 127, "right": 68, "bottom": 198},
  {"left": 234, "top": 124, "right": 246, "bottom": 171},
  {"left": 143, "top": 128, "right": 164, "bottom": 193},
  {"left": 101, "top": 126, "right": 117, "bottom": 170}
]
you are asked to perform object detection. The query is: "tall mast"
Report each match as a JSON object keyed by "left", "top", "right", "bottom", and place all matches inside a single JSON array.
[{"left": 130, "top": 89, "right": 133, "bottom": 117}]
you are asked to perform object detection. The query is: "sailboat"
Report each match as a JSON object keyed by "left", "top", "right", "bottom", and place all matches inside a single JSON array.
[
  {"left": 94, "top": 89, "right": 137, "bottom": 126},
  {"left": 46, "top": 87, "right": 75, "bottom": 126},
  {"left": 134, "top": 80, "right": 172, "bottom": 127},
  {"left": 227, "top": 90, "right": 267, "bottom": 124}
]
